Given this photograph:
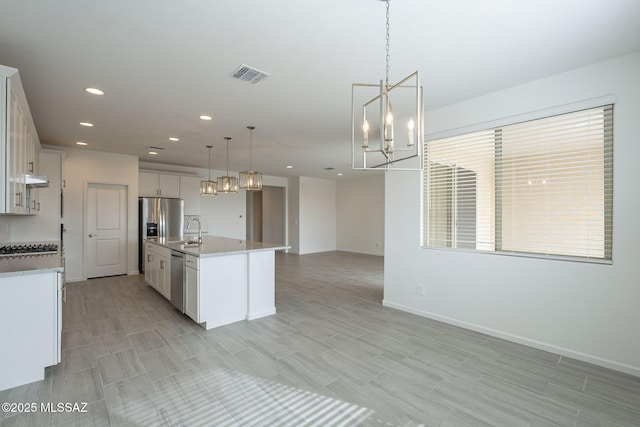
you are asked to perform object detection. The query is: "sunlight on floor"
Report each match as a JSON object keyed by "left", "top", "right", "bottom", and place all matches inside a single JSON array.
[{"left": 183, "top": 369, "right": 377, "bottom": 426}]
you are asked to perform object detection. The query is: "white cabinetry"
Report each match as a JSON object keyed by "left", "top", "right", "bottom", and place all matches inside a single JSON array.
[
  {"left": 184, "top": 254, "right": 199, "bottom": 321},
  {"left": 144, "top": 242, "right": 157, "bottom": 285},
  {"left": 157, "top": 251, "right": 171, "bottom": 298},
  {"left": 1, "top": 65, "right": 41, "bottom": 214},
  {"left": 144, "top": 241, "right": 171, "bottom": 299},
  {"left": 139, "top": 172, "right": 180, "bottom": 198},
  {"left": 0, "top": 271, "right": 62, "bottom": 391}
]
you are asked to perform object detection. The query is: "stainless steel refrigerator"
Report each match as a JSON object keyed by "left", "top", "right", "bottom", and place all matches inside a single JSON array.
[{"left": 138, "top": 197, "right": 184, "bottom": 273}]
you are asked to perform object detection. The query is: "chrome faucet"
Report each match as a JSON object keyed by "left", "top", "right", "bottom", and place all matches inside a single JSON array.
[{"left": 187, "top": 217, "right": 202, "bottom": 243}]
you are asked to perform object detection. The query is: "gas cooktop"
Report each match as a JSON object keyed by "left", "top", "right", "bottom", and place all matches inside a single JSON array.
[{"left": 0, "top": 243, "right": 59, "bottom": 257}]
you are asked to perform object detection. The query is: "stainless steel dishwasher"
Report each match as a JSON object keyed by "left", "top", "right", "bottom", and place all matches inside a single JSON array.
[{"left": 170, "top": 250, "right": 185, "bottom": 312}]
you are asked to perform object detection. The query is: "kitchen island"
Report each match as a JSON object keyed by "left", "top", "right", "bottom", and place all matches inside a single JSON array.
[{"left": 144, "top": 236, "right": 288, "bottom": 329}]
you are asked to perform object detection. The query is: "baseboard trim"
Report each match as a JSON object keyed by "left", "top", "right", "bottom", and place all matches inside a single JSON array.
[
  {"left": 382, "top": 299, "right": 640, "bottom": 378},
  {"left": 247, "top": 307, "right": 276, "bottom": 321}
]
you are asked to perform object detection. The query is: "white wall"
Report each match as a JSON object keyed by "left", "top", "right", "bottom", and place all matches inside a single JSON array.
[
  {"left": 199, "top": 188, "right": 246, "bottom": 240},
  {"left": 336, "top": 173, "right": 385, "bottom": 256},
  {"left": 61, "top": 148, "right": 139, "bottom": 281},
  {"left": 384, "top": 52, "right": 640, "bottom": 376},
  {"left": 0, "top": 217, "right": 10, "bottom": 244},
  {"left": 298, "top": 177, "right": 336, "bottom": 255},
  {"left": 287, "top": 177, "right": 300, "bottom": 254}
]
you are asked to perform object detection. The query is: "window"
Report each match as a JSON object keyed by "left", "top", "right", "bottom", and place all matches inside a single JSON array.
[{"left": 423, "top": 104, "right": 613, "bottom": 262}]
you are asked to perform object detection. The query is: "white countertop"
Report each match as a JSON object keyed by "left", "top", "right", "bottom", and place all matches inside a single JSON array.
[{"left": 147, "top": 235, "right": 289, "bottom": 258}]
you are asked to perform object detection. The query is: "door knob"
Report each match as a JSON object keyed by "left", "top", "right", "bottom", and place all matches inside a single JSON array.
[{"left": 89, "top": 234, "right": 98, "bottom": 237}]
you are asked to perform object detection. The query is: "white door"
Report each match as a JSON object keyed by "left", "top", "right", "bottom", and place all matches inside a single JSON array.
[{"left": 87, "top": 183, "right": 128, "bottom": 278}]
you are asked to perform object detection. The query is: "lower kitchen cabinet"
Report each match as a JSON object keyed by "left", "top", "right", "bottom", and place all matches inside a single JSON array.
[
  {"left": 0, "top": 270, "right": 62, "bottom": 391},
  {"left": 144, "top": 242, "right": 156, "bottom": 284},
  {"left": 184, "top": 254, "right": 199, "bottom": 321},
  {"left": 144, "top": 242, "right": 171, "bottom": 299},
  {"left": 157, "top": 252, "right": 171, "bottom": 299}
]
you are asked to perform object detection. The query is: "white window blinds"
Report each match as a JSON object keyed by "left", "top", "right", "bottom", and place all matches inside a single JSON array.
[{"left": 424, "top": 104, "right": 613, "bottom": 261}]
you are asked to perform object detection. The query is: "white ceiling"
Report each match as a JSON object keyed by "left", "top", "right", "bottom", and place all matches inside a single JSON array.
[{"left": 1, "top": 0, "right": 639, "bottom": 179}]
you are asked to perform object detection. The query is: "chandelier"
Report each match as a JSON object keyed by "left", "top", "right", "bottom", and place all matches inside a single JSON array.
[
  {"left": 351, "top": 0, "right": 423, "bottom": 171},
  {"left": 239, "top": 126, "right": 263, "bottom": 191},
  {"left": 217, "top": 137, "right": 238, "bottom": 193},
  {"left": 200, "top": 145, "right": 217, "bottom": 195}
]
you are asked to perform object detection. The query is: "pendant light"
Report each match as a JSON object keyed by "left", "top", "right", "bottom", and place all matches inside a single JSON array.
[
  {"left": 200, "top": 145, "right": 217, "bottom": 195},
  {"left": 239, "top": 126, "right": 263, "bottom": 191},
  {"left": 217, "top": 137, "right": 238, "bottom": 193},
  {"left": 351, "top": 0, "right": 423, "bottom": 171}
]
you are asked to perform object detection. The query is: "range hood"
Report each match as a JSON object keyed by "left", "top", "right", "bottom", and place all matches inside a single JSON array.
[{"left": 25, "top": 174, "right": 49, "bottom": 188}]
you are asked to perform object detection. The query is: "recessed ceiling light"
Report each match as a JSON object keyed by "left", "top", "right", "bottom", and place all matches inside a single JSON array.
[
  {"left": 76, "top": 141, "right": 87, "bottom": 146},
  {"left": 79, "top": 122, "right": 94, "bottom": 127},
  {"left": 169, "top": 137, "right": 179, "bottom": 142},
  {"left": 199, "top": 115, "right": 212, "bottom": 121},
  {"left": 286, "top": 165, "right": 293, "bottom": 169},
  {"left": 148, "top": 151, "right": 158, "bottom": 155},
  {"left": 337, "top": 173, "right": 343, "bottom": 176},
  {"left": 84, "top": 87, "right": 104, "bottom": 96}
]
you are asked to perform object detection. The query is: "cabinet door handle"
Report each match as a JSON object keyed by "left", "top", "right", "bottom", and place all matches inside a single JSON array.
[
  {"left": 62, "top": 286, "right": 67, "bottom": 302},
  {"left": 15, "top": 192, "right": 23, "bottom": 207},
  {"left": 89, "top": 233, "right": 98, "bottom": 237},
  {"left": 157, "top": 189, "right": 162, "bottom": 196},
  {"left": 160, "top": 260, "right": 165, "bottom": 269},
  {"left": 28, "top": 161, "right": 34, "bottom": 173},
  {"left": 147, "top": 254, "right": 152, "bottom": 262}
]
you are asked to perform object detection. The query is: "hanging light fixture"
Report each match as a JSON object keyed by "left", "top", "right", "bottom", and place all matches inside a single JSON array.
[
  {"left": 200, "top": 145, "right": 218, "bottom": 195},
  {"left": 217, "top": 137, "right": 238, "bottom": 193},
  {"left": 351, "top": 0, "right": 423, "bottom": 171},
  {"left": 239, "top": 126, "right": 263, "bottom": 191}
]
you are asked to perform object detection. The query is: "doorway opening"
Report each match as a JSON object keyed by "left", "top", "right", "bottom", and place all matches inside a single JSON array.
[{"left": 246, "top": 185, "right": 285, "bottom": 245}]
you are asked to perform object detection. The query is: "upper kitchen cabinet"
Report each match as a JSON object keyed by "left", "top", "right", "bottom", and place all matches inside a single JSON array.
[
  {"left": 0, "top": 65, "right": 42, "bottom": 215},
  {"left": 139, "top": 172, "right": 180, "bottom": 198}
]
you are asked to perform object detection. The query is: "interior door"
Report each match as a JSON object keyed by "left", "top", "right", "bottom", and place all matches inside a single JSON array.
[{"left": 87, "top": 183, "right": 128, "bottom": 278}]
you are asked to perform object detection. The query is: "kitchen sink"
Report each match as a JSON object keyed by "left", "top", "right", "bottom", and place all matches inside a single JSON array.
[{"left": 169, "top": 239, "right": 201, "bottom": 246}]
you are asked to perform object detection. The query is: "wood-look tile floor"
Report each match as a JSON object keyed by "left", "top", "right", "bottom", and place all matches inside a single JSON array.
[{"left": 1, "top": 251, "right": 639, "bottom": 426}]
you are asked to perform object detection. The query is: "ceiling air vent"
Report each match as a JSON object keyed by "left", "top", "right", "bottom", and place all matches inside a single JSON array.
[
  {"left": 230, "top": 64, "right": 271, "bottom": 85},
  {"left": 149, "top": 146, "right": 165, "bottom": 150}
]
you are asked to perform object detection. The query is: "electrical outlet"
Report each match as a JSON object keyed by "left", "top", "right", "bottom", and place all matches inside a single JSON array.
[{"left": 416, "top": 283, "right": 425, "bottom": 296}]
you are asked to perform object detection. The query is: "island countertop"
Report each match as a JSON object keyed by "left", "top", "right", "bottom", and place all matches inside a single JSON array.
[{"left": 147, "top": 235, "right": 289, "bottom": 258}]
